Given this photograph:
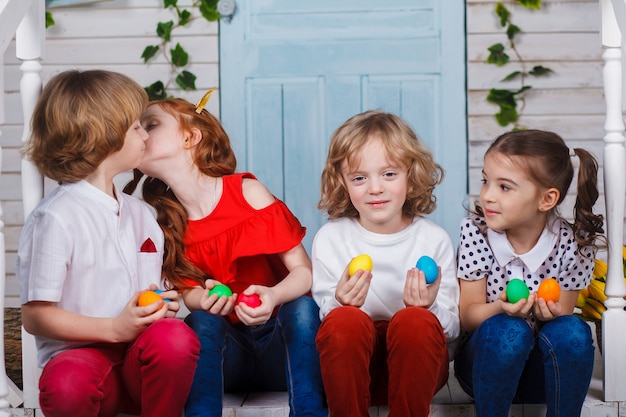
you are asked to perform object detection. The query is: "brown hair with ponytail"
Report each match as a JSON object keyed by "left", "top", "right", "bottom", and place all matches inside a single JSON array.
[{"left": 474, "top": 129, "right": 604, "bottom": 248}]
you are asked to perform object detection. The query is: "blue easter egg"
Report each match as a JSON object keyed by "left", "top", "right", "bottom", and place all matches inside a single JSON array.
[
  {"left": 416, "top": 256, "right": 438, "bottom": 284},
  {"left": 154, "top": 289, "right": 172, "bottom": 302}
]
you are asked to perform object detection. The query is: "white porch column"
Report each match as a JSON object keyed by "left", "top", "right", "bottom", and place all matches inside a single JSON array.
[
  {"left": 600, "top": 0, "right": 626, "bottom": 402},
  {"left": 16, "top": 0, "right": 44, "bottom": 410}
]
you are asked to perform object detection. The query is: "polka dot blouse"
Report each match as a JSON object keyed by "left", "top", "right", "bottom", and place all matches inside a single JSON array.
[{"left": 457, "top": 215, "right": 596, "bottom": 328}]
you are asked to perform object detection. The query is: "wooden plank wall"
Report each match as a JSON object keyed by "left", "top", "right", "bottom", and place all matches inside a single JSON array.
[{"left": 0, "top": 0, "right": 615, "bottom": 306}]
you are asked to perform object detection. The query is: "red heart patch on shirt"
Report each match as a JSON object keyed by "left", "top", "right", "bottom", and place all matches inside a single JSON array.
[{"left": 140, "top": 238, "right": 157, "bottom": 253}]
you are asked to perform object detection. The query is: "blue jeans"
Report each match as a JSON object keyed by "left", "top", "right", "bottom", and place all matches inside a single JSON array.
[
  {"left": 454, "top": 313, "right": 594, "bottom": 417},
  {"left": 184, "top": 296, "right": 327, "bottom": 417}
]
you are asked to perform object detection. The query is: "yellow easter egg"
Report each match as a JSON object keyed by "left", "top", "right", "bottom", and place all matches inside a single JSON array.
[{"left": 348, "top": 254, "right": 373, "bottom": 276}]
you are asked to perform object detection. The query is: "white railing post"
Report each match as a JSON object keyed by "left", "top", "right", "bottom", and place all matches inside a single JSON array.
[
  {"left": 16, "top": 0, "right": 44, "bottom": 410},
  {"left": 600, "top": 0, "right": 626, "bottom": 402},
  {"left": 2, "top": 0, "right": 41, "bottom": 413},
  {"left": 17, "top": 1, "right": 44, "bottom": 216},
  {"left": 0, "top": 86, "right": 10, "bottom": 417}
]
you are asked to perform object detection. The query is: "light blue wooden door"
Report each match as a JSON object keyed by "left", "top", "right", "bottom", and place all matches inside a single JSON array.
[{"left": 219, "top": 0, "right": 467, "bottom": 252}]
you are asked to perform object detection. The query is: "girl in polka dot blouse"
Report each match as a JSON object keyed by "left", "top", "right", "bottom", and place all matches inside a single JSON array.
[{"left": 454, "top": 129, "right": 604, "bottom": 417}]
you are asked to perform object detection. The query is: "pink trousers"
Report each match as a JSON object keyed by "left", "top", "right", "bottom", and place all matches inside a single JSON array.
[
  {"left": 39, "top": 318, "right": 199, "bottom": 417},
  {"left": 316, "top": 306, "right": 449, "bottom": 417}
]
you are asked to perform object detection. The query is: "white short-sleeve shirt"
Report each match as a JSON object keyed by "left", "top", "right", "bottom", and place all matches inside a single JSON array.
[{"left": 17, "top": 180, "right": 165, "bottom": 366}]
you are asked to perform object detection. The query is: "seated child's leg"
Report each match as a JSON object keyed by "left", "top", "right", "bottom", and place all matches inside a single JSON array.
[
  {"left": 184, "top": 311, "right": 230, "bottom": 417},
  {"left": 39, "top": 344, "right": 128, "bottom": 417},
  {"left": 276, "top": 296, "right": 327, "bottom": 417},
  {"left": 454, "top": 313, "right": 534, "bottom": 417},
  {"left": 316, "top": 306, "right": 376, "bottom": 417},
  {"left": 537, "top": 315, "right": 594, "bottom": 417},
  {"left": 123, "top": 317, "right": 200, "bottom": 417},
  {"left": 387, "top": 307, "right": 448, "bottom": 417},
  {"left": 511, "top": 343, "right": 546, "bottom": 404}
]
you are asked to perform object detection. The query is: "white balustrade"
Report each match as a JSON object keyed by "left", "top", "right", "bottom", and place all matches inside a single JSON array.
[
  {"left": 0, "top": 0, "right": 42, "bottom": 413},
  {"left": 600, "top": 0, "right": 626, "bottom": 403}
]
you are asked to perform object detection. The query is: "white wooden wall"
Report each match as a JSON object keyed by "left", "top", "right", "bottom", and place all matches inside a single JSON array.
[{"left": 0, "top": 0, "right": 620, "bottom": 308}]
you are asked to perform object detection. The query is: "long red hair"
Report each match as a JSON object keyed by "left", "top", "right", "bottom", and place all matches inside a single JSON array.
[{"left": 124, "top": 98, "right": 237, "bottom": 289}]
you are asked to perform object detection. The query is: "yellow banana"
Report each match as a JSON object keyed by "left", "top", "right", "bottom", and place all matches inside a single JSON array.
[
  {"left": 575, "top": 290, "right": 587, "bottom": 308},
  {"left": 586, "top": 298, "right": 607, "bottom": 314},
  {"left": 593, "top": 259, "right": 607, "bottom": 279},
  {"left": 581, "top": 303, "right": 603, "bottom": 320},
  {"left": 580, "top": 298, "right": 605, "bottom": 321},
  {"left": 588, "top": 279, "right": 608, "bottom": 303}
]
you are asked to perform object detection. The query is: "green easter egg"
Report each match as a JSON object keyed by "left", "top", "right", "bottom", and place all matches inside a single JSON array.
[
  {"left": 506, "top": 278, "right": 530, "bottom": 303},
  {"left": 208, "top": 284, "right": 232, "bottom": 298}
]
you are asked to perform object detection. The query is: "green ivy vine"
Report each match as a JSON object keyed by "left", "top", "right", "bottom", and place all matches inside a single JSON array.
[
  {"left": 45, "top": 1, "right": 220, "bottom": 100},
  {"left": 486, "top": 0, "right": 553, "bottom": 129},
  {"left": 142, "top": 0, "right": 221, "bottom": 100}
]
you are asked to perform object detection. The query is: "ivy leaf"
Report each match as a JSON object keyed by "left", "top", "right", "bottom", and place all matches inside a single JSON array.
[
  {"left": 495, "top": 2, "right": 510, "bottom": 27},
  {"left": 170, "top": 43, "right": 189, "bottom": 67},
  {"left": 178, "top": 9, "right": 192, "bottom": 26},
  {"left": 516, "top": 85, "right": 532, "bottom": 95},
  {"left": 529, "top": 65, "right": 554, "bottom": 76},
  {"left": 487, "top": 43, "right": 510, "bottom": 66},
  {"left": 506, "top": 24, "right": 521, "bottom": 41},
  {"left": 487, "top": 88, "right": 517, "bottom": 109},
  {"left": 516, "top": 0, "right": 541, "bottom": 10},
  {"left": 157, "top": 21, "right": 174, "bottom": 42},
  {"left": 202, "top": 0, "right": 220, "bottom": 10},
  {"left": 487, "top": 88, "right": 520, "bottom": 126},
  {"left": 141, "top": 45, "right": 160, "bottom": 63},
  {"left": 164, "top": 0, "right": 177, "bottom": 9},
  {"left": 501, "top": 71, "right": 522, "bottom": 82},
  {"left": 46, "top": 11, "right": 55, "bottom": 28},
  {"left": 145, "top": 81, "right": 167, "bottom": 101},
  {"left": 176, "top": 71, "right": 197, "bottom": 90},
  {"left": 199, "top": 0, "right": 221, "bottom": 21},
  {"left": 495, "top": 106, "right": 519, "bottom": 127}
]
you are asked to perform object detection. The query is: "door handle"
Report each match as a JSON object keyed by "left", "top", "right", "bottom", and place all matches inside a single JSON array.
[{"left": 217, "top": 0, "right": 236, "bottom": 22}]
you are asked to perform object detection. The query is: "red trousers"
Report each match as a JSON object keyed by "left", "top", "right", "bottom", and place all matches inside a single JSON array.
[
  {"left": 316, "top": 306, "right": 448, "bottom": 417},
  {"left": 39, "top": 318, "right": 199, "bottom": 417}
]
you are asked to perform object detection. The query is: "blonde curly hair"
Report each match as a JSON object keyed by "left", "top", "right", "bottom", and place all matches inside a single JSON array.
[{"left": 319, "top": 110, "right": 444, "bottom": 220}]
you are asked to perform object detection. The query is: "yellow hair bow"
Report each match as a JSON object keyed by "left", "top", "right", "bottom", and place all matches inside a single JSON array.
[{"left": 195, "top": 87, "right": 217, "bottom": 114}]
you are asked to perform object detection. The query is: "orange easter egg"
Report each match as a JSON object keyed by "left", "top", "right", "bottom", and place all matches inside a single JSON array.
[
  {"left": 138, "top": 290, "right": 164, "bottom": 307},
  {"left": 537, "top": 278, "right": 561, "bottom": 303}
]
